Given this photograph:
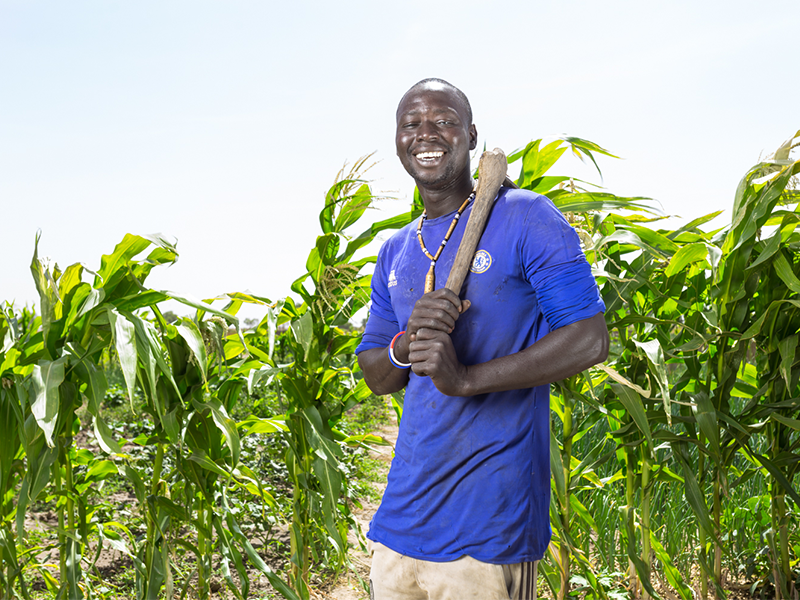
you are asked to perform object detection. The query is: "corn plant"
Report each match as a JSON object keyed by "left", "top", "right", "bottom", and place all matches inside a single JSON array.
[
  {"left": 504, "top": 137, "right": 670, "bottom": 598},
  {"left": 1, "top": 233, "right": 299, "bottom": 599},
  {"left": 1, "top": 304, "right": 39, "bottom": 599},
  {"left": 590, "top": 211, "right": 696, "bottom": 600},
  {"left": 5, "top": 233, "right": 185, "bottom": 599},
  {"left": 547, "top": 374, "right": 615, "bottom": 600},
  {"left": 230, "top": 158, "right": 416, "bottom": 599},
  {"left": 98, "top": 289, "right": 299, "bottom": 598},
  {"left": 710, "top": 132, "right": 800, "bottom": 600}
]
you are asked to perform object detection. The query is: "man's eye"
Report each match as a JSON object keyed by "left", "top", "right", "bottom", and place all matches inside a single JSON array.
[{"left": 437, "top": 120, "right": 454, "bottom": 126}]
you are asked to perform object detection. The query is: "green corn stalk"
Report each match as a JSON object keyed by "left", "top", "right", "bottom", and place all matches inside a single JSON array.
[
  {"left": 591, "top": 199, "right": 724, "bottom": 599},
  {"left": 549, "top": 373, "right": 617, "bottom": 600},
  {"left": 231, "top": 157, "right": 413, "bottom": 598},
  {"left": 554, "top": 386, "right": 575, "bottom": 600},
  {"left": 0, "top": 232, "right": 181, "bottom": 598},
  {"left": 709, "top": 132, "right": 800, "bottom": 600},
  {"left": 9, "top": 230, "right": 283, "bottom": 599},
  {"left": 507, "top": 137, "right": 663, "bottom": 597},
  {"left": 593, "top": 220, "right": 658, "bottom": 596},
  {"left": 118, "top": 299, "right": 297, "bottom": 600},
  {"left": 630, "top": 208, "right": 732, "bottom": 600},
  {"left": 749, "top": 169, "right": 800, "bottom": 600},
  {"left": 1, "top": 306, "right": 30, "bottom": 599},
  {"left": 1, "top": 334, "right": 31, "bottom": 598}
]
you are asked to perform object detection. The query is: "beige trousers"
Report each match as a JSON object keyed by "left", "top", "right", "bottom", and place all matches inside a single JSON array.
[{"left": 369, "top": 541, "right": 538, "bottom": 600}]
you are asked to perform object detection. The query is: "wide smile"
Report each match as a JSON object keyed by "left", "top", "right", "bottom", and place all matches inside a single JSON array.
[{"left": 413, "top": 150, "right": 445, "bottom": 165}]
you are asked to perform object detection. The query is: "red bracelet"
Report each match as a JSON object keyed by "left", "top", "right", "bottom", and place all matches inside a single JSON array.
[{"left": 388, "top": 331, "right": 411, "bottom": 368}]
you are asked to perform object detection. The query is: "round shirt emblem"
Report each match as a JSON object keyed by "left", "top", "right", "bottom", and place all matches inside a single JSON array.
[{"left": 470, "top": 249, "right": 492, "bottom": 274}]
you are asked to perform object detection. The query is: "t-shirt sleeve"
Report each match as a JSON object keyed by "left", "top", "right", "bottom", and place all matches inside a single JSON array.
[
  {"left": 520, "top": 196, "right": 605, "bottom": 330},
  {"left": 356, "top": 243, "right": 399, "bottom": 354}
]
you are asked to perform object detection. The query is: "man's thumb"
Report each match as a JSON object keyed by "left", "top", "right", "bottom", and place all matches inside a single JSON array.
[{"left": 460, "top": 299, "right": 471, "bottom": 313}]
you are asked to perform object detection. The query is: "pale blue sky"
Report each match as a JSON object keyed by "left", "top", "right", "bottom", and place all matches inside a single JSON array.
[{"left": 2, "top": 0, "right": 798, "bottom": 317}]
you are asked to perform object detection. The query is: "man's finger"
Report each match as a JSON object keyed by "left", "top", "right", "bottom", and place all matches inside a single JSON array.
[
  {"left": 434, "top": 288, "right": 465, "bottom": 312},
  {"left": 413, "top": 327, "right": 445, "bottom": 342},
  {"left": 417, "top": 314, "right": 456, "bottom": 331},
  {"left": 421, "top": 295, "right": 461, "bottom": 320},
  {"left": 433, "top": 288, "right": 469, "bottom": 315}
]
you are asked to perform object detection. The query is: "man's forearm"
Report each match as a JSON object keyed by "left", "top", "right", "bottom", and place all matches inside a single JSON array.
[
  {"left": 409, "top": 312, "right": 609, "bottom": 396},
  {"left": 357, "top": 336, "right": 412, "bottom": 395},
  {"left": 460, "top": 312, "right": 609, "bottom": 395},
  {"left": 359, "top": 312, "right": 609, "bottom": 397}
]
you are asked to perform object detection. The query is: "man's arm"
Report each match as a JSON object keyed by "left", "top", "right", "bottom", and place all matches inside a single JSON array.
[
  {"left": 357, "top": 347, "right": 410, "bottom": 396},
  {"left": 359, "top": 287, "right": 608, "bottom": 396},
  {"left": 409, "top": 311, "right": 609, "bottom": 397}
]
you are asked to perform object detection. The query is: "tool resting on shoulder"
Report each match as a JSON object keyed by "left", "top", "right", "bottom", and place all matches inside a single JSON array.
[{"left": 443, "top": 148, "right": 509, "bottom": 296}]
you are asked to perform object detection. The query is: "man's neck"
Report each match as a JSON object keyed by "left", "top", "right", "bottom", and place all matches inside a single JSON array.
[{"left": 418, "top": 175, "right": 475, "bottom": 220}]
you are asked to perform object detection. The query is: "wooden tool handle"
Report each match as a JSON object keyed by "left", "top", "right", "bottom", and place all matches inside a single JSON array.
[{"left": 445, "top": 148, "right": 508, "bottom": 296}]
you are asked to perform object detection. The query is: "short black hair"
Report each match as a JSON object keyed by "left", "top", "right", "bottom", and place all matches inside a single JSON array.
[{"left": 402, "top": 78, "right": 473, "bottom": 124}]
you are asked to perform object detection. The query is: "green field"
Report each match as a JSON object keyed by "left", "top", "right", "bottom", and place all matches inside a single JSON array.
[{"left": 2, "top": 134, "right": 799, "bottom": 600}]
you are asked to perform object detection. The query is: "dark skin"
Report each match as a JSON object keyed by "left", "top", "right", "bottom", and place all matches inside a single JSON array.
[
  {"left": 358, "top": 81, "right": 609, "bottom": 396},
  {"left": 393, "top": 84, "right": 478, "bottom": 219}
]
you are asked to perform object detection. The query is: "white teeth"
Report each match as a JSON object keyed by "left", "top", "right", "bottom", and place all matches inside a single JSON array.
[{"left": 416, "top": 151, "right": 444, "bottom": 159}]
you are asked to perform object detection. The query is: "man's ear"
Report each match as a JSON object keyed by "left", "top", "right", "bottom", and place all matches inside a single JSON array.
[{"left": 469, "top": 124, "right": 478, "bottom": 150}]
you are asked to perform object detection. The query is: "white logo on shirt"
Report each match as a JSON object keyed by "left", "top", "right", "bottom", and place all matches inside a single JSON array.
[
  {"left": 470, "top": 250, "right": 492, "bottom": 274},
  {"left": 388, "top": 269, "right": 398, "bottom": 288}
]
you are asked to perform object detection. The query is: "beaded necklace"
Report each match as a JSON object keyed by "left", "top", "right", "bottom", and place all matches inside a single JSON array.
[{"left": 416, "top": 191, "right": 475, "bottom": 293}]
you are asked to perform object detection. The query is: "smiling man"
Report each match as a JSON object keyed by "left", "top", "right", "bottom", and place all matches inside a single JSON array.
[{"left": 356, "top": 79, "right": 609, "bottom": 600}]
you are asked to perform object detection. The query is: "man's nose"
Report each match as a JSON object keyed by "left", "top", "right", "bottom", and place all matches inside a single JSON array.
[{"left": 416, "top": 120, "right": 438, "bottom": 141}]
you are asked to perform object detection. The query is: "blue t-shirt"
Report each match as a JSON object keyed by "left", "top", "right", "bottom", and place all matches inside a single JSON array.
[{"left": 356, "top": 188, "right": 605, "bottom": 564}]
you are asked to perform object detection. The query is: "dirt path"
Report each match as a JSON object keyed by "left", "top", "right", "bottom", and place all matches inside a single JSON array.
[{"left": 323, "top": 415, "right": 399, "bottom": 600}]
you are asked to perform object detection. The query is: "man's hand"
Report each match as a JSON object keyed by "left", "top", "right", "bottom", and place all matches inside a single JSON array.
[
  {"left": 407, "top": 288, "right": 469, "bottom": 338},
  {"left": 393, "top": 288, "right": 469, "bottom": 362},
  {"left": 408, "top": 328, "right": 469, "bottom": 396},
  {"left": 357, "top": 288, "right": 469, "bottom": 396}
]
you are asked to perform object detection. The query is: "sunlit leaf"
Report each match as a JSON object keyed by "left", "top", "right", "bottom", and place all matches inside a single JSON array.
[
  {"left": 692, "top": 392, "right": 720, "bottom": 462},
  {"left": 193, "top": 398, "right": 241, "bottom": 467},
  {"left": 238, "top": 414, "right": 288, "bottom": 436},
  {"left": 177, "top": 320, "right": 208, "bottom": 382},
  {"left": 773, "top": 252, "right": 800, "bottom": 294},
  {"left": 517, "top": 140, "right": 565, "bottom": 187},
  {"left": 30, "top": 357, "right": 68, "bottom": 447},
  {"left": 549, "top": 430, "right": 566, "bottom": 504},
  {"left": 107, "top": 308, "right": 138, "bottom": 408},
  {"left": 632, "top": 338, "right": 671, "bottom": 422},
  {"left": 86, "top": 459, "right": 119, "bottom": 481},
  {"left": 333, "top": 183, "right": 373, "bottom": 232},
  {"left": 778, "top": 335, "right": 798, "bottom": 390},
  {"left": 95, "top": 233, "right": 151, "bottom": 288},
  {"left": 291, "top": 311, "right": 313, "bottom": 359},
  {"left": 611, "top": 384, "right": 653, "bottom": 449},
  {"left": 665, "top": 243, "right": 708, "bottom": 277},
  {"left": 93, "top": 415, "right": 122, "bottom": 454}
]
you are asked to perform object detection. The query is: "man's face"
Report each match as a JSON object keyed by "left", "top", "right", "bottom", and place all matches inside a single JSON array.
[{"left": 395, "top": 85, "right": 477, "bottom": 189}]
